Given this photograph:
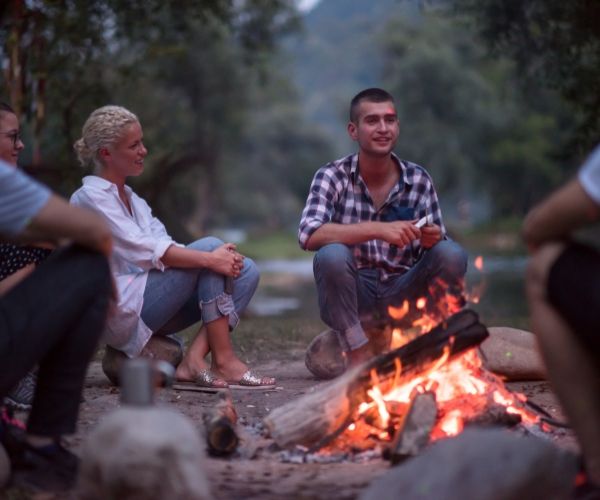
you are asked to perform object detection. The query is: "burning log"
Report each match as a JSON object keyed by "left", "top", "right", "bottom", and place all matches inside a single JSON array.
[
  {"left": 264, "top": 310, "right": 488, "bottom": 450},
  {"left": 387, "top": 390, "right": 437, "bottom": 465},
  {"left": 202, "top": 391, "right": 239, "bottom": 456}
]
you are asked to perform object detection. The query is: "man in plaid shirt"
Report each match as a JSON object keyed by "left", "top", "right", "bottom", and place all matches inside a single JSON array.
[{"left": 298, "top": 88, "right": 467, "bottom": 367}]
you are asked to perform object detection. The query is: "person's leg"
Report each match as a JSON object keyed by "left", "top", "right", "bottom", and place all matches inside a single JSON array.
[
  {"left": 379, "top": 240, "right": 468, "bottom": 324},
  {"left": 527, "top": 242, "right": 600, "bottom": 484},
  {"left": 0, "top": 245, "right": 111, "bottom": 437},
  {"left": 313, "top": 243, "right": 379, "bottom": 365},
  {"left": 190, "top": 242, "right": 268, "bottom": 383}
]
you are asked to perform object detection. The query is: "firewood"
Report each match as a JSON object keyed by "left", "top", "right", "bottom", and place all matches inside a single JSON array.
[
  {"left": 264, "top": 310, "right": 488, "bottom": 450},
  {"left": 202, "top": 391, "right": 239, "bottom": 456},
  {"left": 388, "top": 391, "right": 437, "bottom": 465}
]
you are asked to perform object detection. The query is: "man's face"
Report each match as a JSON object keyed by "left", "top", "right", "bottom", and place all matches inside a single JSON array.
[{"left": 347, "top": 100, "right": 399, "bottom": 157}]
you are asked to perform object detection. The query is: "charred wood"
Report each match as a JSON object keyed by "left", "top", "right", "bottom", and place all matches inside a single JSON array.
[
  {"left": 388, "top": 391, "right": 437, "bottom": 465},
  {"left": 202, "top": 391, "right": 239, "bottom": 456}
]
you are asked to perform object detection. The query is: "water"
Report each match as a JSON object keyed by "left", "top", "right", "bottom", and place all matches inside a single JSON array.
[{"left": 250, "top": 256, "right": 530, "bottom": 329}]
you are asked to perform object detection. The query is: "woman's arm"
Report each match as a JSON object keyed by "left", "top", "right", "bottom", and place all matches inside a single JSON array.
[{"left": 161, "top": 243, "right": 243, "bottom": 277}]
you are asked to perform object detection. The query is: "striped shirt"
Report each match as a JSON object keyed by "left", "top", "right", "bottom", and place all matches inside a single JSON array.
[
  {"left": 298, "top": 153, "right": 446, "bottom": 280},
  {"left": 0, "top": 161, "right": 50, "bottom": 237}
]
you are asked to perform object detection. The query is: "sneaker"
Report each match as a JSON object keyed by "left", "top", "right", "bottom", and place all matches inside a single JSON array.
[
  {"left": 4, "top": 371, "right": 37, "bottom": 411},
  {"left": 10, "top": 440, "right": 79, "bottom": 493}
]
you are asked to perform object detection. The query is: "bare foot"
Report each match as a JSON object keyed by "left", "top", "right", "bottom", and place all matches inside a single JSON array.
[
  {"left": 211, "top": 357, "right": 249, "bottom": 382},
  {"left": 175, "top": 359, "right": 213, "bottom": 382},
  {"left": 347, "top": 343, "right": 374, "bottom": 367}
]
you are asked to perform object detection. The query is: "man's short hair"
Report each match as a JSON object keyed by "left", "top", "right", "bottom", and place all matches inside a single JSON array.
[{"left": 349, "top": 88, "right": 395, "bottom": 123}]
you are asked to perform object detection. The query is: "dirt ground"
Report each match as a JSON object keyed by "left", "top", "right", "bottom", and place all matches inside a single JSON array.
[{"left": 9, "top": 348, "right": 577, "bottom": 500}]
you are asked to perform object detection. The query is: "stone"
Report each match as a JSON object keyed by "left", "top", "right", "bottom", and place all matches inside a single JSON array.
[
  {"left": 305, "top": 327, "right": 392, "bottom": 380},
  {"left": 479, "top": 327, "right": 546, "bottom": 381},
  {"left": 102, "top": 336, "right": 184, "bottom": 386},
  {"left": 305, "top": 329, "right": 346, "bottom": 380},
  {"left": 78, "top": 406, "right": 211, "bottom": 500},
  {"left": 361, "top": 428, "right": 577, "bottom": 500}
]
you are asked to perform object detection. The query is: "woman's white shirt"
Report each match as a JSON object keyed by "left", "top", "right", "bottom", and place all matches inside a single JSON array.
[{"left": 70, "top": 175, "right": 181, "bottom": 357}]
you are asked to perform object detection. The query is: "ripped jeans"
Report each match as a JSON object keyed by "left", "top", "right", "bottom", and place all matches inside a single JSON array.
[{"left": 140, "top": 237, "right": 259, "bottom": 336}]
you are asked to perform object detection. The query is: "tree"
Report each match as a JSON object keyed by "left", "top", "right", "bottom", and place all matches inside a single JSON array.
[
  {"left": 381, "top": 10, "right": 575, "bottom": 219},
  {"left": 0, "top": 0, "right": 303, "bottom": 235},
  {"left": 451, "top": 0, "right": 600, "bottom": 152}
]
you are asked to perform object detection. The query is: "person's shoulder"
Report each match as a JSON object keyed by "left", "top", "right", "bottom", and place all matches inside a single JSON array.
[
  {"left": 0, "top": 161, "right": 50, "bottom": 197},
  {"left": 71, "top": 176, "right": 115, "bottom": 204},
  {"left": 315, "top": 154, "right": 355, "bottom": 178},
  {"left": 397, "top": 156, "right": 434, "bottom": 185}
]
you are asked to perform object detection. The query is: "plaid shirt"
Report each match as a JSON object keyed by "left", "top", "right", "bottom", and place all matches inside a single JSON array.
[{"left": 298, "top": 153, "right": 446, "bottom": 280}]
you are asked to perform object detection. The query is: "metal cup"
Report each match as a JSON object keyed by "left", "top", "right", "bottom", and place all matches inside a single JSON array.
[{"left": 119, "top": 358, "right": 175, "bottom": 406}]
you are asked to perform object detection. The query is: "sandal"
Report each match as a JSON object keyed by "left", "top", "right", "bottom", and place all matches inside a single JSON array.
[
  {"left": 227, "top": 370, "right": 276, "bottom": 390},
  {"left": 173, "top": 369, "right": 229, "bottom": 393}
]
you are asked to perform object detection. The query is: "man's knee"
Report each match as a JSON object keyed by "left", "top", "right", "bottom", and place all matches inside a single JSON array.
[
  {"left": 314, "top": 243, "right": 354, "bottom": 277},
  {"left": 188, "top": 236, "right": 224, "bottom": 252},
  {"left": 431, "top": 240, "right": 468, "bottom": 276}
]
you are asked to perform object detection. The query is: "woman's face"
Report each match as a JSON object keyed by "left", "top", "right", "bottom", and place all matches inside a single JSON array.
[
  {"left": 0, "top": 111, "right": 25, "bottom": 166},
  {"left": 103, "top": 121, "right": 147, "bottom": 180}
]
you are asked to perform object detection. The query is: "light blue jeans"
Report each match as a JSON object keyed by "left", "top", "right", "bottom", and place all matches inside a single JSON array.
[
  {"left": 313, "top": 240, "right": 468, "bottom": 351},
  {"left": 140, "top": 237, "right": 259, "bottom": 336}
]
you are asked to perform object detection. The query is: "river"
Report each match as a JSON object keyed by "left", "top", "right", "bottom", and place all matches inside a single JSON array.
[{"left": 249, "top": 255, "right": 530, "bottom": 330}]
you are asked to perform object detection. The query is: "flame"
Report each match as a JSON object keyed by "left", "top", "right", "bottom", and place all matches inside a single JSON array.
[
  {"left": 367, "top": 370, "right": 390, "bottom": 428},
  {"left": 439, "top": 410, "right": 463, "bottom": 436},
  {"left": 388, "top": 300, "right": 409, "bottom": 320},
  {"left": 343, "top": 253, "right": 541, "bottom": 451},
  {"left": 355, "top": 349, "right": 539, "bottom": 443},
  {"left": 474, "top": 255, "right": 484, "bottom": 271}
]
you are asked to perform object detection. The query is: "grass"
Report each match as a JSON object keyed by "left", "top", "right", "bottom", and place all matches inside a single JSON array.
[{"left": 236, "top": 231, "right": 309, "bottom": 260}]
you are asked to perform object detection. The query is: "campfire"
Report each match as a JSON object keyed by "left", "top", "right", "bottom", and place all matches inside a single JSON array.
[{"left": 264, "top": 257, "right": 547, "bottom": 462}]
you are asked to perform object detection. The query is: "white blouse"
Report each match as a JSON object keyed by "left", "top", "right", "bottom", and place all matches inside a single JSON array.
[{"left": 71, "top": 176, "right": 181, "bottom": 357}]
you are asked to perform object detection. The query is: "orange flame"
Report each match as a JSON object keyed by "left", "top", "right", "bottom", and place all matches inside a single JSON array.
[
  {"left": 388, "top": 300, "right": 409, "bottom": 320},
  {"left": 347, "top": 253, "right": 540, "bottom": 449},
  {"left": 474, "top": 255, "right": 484, "bottom": 271}
]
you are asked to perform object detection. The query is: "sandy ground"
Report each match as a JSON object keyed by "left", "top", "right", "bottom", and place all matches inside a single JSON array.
[{"left": 10, "top": 349, "right": 577, "bottom": 500}]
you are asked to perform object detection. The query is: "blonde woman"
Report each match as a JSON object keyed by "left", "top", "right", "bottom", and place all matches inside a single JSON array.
[{"left": 71, "top": 105, "right": 274, "bottom": 389}]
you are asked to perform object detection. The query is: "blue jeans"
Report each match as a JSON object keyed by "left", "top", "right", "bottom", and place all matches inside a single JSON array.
[
  {"left": 140, "top": 237, "right": 259, "bottom": 335},
  {"left": 313, "top": 240, "right": 468, "bottom": 351}
]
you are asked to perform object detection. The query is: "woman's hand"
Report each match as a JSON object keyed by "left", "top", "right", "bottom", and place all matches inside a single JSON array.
[{"left": 209, "top": 243, "right": 245, "bottom": 277}]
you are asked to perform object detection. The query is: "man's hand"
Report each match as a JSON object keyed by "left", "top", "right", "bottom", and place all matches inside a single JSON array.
[
  {"left": 420, "top": 223, "right": 442, "bottom": 248},
  {"left": 379, "top": 220, "right": 421, "bottom": 247}
]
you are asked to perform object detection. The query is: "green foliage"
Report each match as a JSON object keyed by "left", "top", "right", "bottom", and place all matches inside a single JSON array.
[
  {"left": 451, "top": 0, "right": 600, "bottom": 151},
  {"left": 380, "top": 9, "right": 576, "bottom": 218},
  {"left": 237, "top": 230, "right": 308, "bottom": 260},
  {"left": 0, "top": 0, "right": 316, "bottom": 236}
]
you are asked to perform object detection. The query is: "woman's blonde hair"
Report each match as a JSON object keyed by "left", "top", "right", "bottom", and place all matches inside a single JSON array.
[{"left": 74, "top": 105, "right": 139, "bottom": 168}]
